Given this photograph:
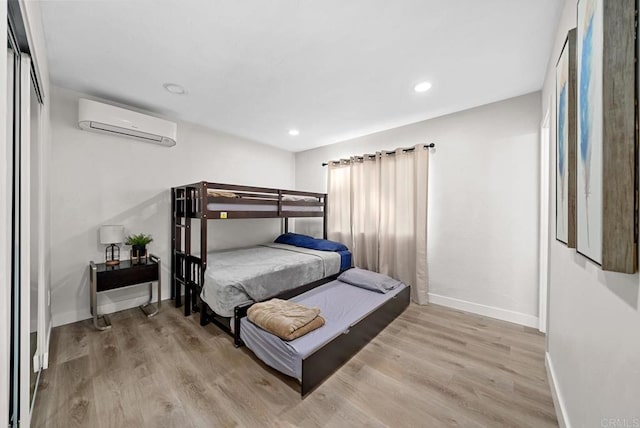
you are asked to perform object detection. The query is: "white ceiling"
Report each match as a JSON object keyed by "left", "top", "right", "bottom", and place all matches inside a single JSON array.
[{"left": 40, "top": 0, "right": 562, "bottom": 152}]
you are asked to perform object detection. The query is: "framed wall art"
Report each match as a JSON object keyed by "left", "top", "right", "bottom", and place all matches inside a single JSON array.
[
  {"left": 576, "top": 0, "right": 636, "bottom": 273},
  {"left": 556, "top": 29, "right": 577, "bottom": 248}
]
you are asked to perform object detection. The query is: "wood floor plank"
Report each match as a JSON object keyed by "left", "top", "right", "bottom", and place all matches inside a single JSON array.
[
  {"left": 47, "top": 320, "right": 91, "bottom": 366},
  {"left": 90, "top": 314, "right": 150, "bottom": 428},
  {"left": 30, "top": 365, "right": 56, "bottom": 428},
  {"left": 381, "top": 321, "right": 549, "bottom": 388},
  {"left": 336, "top": 361, "right": 481, "bottom": 427},
  {"left": 32, "top": 300, "right": 558, "bottom": 428},
  {"left": 277, "top": 387, "right": 389, "bottom": 428},
  {"left": 42, "top": 355, "right": 96, "bottom": 428}
]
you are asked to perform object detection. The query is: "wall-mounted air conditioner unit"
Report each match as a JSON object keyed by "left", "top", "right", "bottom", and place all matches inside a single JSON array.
[{"left": 78, "top": 98, "right": 177, "bottom": 147}]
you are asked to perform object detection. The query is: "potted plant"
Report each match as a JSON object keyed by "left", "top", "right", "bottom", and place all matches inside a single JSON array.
[{"left": 125, "top": 233, "right": 153, "bottom": 262}]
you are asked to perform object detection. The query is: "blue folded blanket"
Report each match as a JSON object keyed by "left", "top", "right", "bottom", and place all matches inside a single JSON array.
[
  {"left": 275, "top": 233, "right": 348, "bottom": 252},
  {"left": 337, "top": 250, "right": 352, "bottom": 272}
]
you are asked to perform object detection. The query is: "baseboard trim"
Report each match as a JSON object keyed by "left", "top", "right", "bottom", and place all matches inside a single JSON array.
[
  {"left": 52, "top": 295, "right": 153, "bottom": 327},
  {"left": 42, "top": 322, "right": 52, "bottom": 370},
  {"left": 546, "top": 352, "right": 570, "bottom": 428},
  {"left": 427, "top": 293, "right": 539, "bottom": 328}
]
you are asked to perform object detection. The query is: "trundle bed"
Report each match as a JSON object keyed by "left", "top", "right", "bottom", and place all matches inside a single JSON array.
[{"left": 239, "top": 275, "right": 410, "bottom": 396}]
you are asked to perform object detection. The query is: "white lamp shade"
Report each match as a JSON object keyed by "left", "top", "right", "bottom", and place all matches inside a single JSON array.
[{"left": 99, "top": 225, "right": 124, "bottom": 244}]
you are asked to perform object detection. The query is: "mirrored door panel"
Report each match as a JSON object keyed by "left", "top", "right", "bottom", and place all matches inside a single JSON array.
[
  {"left": 29, "top": 60, "right": 40, "bottom": 408},
  {"left": 17, "top": 52, "right": 32, "bottom": 428},
  {"left": 6, "top": 39, "right": 18, "bottom": 428}
]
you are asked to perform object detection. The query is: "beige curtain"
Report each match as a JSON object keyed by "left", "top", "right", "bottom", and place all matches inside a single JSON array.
[
  {"left": 326, "top": 144, "right": 429, "bottom": 304},
  {"left": 378, "top": 147, "right": 429, "bottom": 304},
  {"left": 327, "top": 162, "right": 352, "bottom": 247},
  {"left": 350, "top": 156, "right": 380, "bottom": 270}
]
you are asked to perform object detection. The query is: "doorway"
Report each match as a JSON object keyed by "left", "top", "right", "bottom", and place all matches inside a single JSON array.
[{"left": 539, "top": 107, "right": 551, "bottom": 334}]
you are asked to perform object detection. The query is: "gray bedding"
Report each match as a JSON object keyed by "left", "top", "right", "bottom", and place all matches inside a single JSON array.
[
  {"left": 200, "top": 243, "right": 341, "bottom": 317},
  {"left": 240, "top": 279, "right": 406, "bottom": 380}
]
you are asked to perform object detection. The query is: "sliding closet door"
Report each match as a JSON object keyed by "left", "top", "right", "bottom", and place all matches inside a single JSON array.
[
  {"left": 1, "top": 20, "right": 14, "bottom": 427},
  {"left": 28, "top": 56, "right": 45, "bottom": 416},
  {"left": 4, "top": 3, "right": 46, "bottom": 424},
  {"left": 6, "top": 49, "right": 35, "bottom": 428},
  {"left": 18, "top": 53, "right": 32, "bottom": 428},
  {"left": 29, "top": 64, "right": 41, "bottom": 407},
  {"left": 8, "top": 42, "right": 20, "bottom": 428}
]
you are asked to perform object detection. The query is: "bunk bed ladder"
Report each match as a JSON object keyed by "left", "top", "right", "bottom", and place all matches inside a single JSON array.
[
  {"left": 196, "top": 183, "right": 208, "bottom": 322},
  {"left": 171, "top": 187, "right": 177, "bottom": 301},
  {"left": 173, "top": 182, "right": 209, "bottom": 317},
  {"left": 172, "top": 186, "right": 189, "bottom": 310},
  {"left": 183, "top": 186, "right": 195, "bottom": 316}
]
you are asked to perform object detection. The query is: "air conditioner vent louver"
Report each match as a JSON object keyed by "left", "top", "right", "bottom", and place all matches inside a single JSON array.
[{"left": 78, "top": 98, "right": 177, "bottom": 147}]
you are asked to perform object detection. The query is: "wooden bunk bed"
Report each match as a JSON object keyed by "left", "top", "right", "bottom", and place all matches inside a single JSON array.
[
  {"left": 171, "top": 181, "right": 410, "bottom": 396},
  {"left": 171, "top": 181, "right": 333, "bottom": 345}
]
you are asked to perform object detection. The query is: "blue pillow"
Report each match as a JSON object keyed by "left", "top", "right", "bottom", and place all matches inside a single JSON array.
[
  {"left": 274, "top": 233, "right": 315, "bottom": 246},
  {"left": 274, "top": 233, "right": 348, "bottom": 252},
  {"left": 309, "top": 238, "right": 348, "bottom": 252}
]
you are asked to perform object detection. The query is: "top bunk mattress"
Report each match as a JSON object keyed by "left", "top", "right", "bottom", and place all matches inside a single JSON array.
[
  {"left": 206, "top": 202, "right": 322, "bottom": 212},
  {"left": 239, "top": 280, "right": 407, "bottom": 380},
  {"left": 200, "top": 243, "right": 346, "bottom": 317},
  {"left": 207, "top": 195, "right": 323, "bottom": 213}
]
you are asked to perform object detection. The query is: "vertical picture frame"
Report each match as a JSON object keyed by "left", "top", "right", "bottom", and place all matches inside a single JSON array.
[
  {"left": 555, "top": 29, "right": 577, "bottom": 248},
  {"left": 576, "top": 0, "right": 637, "bottom": 273}
]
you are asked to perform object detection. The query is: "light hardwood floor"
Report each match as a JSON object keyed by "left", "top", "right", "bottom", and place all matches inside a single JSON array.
[{"left": 32, "top": 301, "right": 558, "bottom": 428}]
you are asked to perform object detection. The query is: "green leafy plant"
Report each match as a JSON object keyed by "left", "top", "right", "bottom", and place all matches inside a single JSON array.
[{"left": 125, "top": 233, "right": 153, "bottom": 246}]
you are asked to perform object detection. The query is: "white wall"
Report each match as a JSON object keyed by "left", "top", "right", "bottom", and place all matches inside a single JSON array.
[
  {"left": 295, "top": 92, "right": 541, "bottom": 327},
  {"left": 50, "top": 86, "right": 295, "bottom": 326},
  {"left": 542, "top": 1, "right": 640, "bottom": 426}
]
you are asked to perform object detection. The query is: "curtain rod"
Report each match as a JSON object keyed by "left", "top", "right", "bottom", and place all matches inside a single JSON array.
[{"left": 321, "top": 143, "right": 435, "bottom": 167}]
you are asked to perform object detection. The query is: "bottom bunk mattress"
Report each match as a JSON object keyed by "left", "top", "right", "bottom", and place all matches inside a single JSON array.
[
  {"left": 200, "top": 243, "right": 350, "bottom": 317},
  {"left": 240, "top": 279, "right": 407, "bottom": 380}
]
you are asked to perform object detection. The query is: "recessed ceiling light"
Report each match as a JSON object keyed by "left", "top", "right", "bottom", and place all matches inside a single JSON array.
[
  {"left": 163, "top": 83, "right": 186, "bottom": 95},
  {"left": 288, "top": 129, "right": 300, "bottom": 136},
  {"left": 414, "top": 81, "right": 432, "bottom": 93}
]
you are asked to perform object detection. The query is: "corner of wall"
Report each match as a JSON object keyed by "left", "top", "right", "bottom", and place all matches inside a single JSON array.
[{"left": 545, "top": 352, "right": 570, "bottom": 428}]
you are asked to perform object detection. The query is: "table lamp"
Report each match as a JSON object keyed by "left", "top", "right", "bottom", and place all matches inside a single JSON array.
[{"left": 100, "top": 225, "right": 124, "bottom": 266}]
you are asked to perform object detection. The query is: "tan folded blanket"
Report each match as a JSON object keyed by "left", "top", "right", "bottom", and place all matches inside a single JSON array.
[
  {"left": 247, "top": 298, "right": 325, "bottom": 341},
  {"left": 207, "top": 189, "right": 239, "bottom": 198}
]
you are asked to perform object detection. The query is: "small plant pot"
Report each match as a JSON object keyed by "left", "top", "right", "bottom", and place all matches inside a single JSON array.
[{"left": 131, "top": 245, "right": 147, "bottom": 263}]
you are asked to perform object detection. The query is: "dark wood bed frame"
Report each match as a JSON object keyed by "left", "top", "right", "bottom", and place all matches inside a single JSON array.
[
  {"left": 171, "top": 181, "right": 410, "bottom": 396},
  {"left": 171, "top": 181, "right": 329, "bottom": 345}
]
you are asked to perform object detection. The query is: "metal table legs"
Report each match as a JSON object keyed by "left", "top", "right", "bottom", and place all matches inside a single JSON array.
[
  {"left": 90, "top": 261, "right": 111, "bottom": 331},
  {"left": 140, "top": 255, "right": 161, "bottom": 317}
]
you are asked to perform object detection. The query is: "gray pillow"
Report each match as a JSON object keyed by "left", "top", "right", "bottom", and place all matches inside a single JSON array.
[{"left": 338, "top": 268, "right": 402, "bottom": 293}]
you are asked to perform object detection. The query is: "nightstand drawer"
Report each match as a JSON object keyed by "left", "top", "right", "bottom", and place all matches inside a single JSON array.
[{"left": 96, "top": 263, "right": 159, "bottom": 292}]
